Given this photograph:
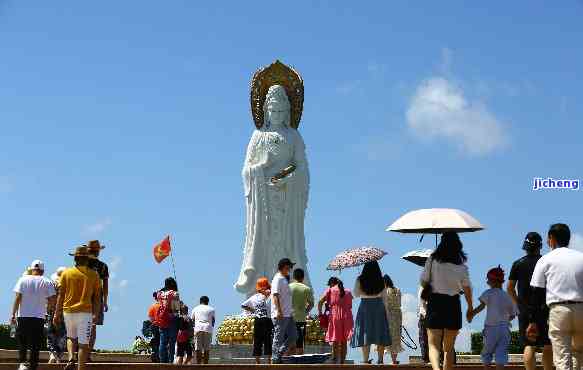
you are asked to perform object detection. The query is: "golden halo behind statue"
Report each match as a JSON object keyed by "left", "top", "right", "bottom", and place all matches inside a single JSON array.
[{"left": 250, "top": 60, "right": 304, "bottom": 129}]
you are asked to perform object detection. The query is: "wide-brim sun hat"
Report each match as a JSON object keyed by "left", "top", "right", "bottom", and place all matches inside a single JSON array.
[
  {"left": 69, "top": 246, "right": 95, "bottom": 258},
  {"left": 87, "top": 240, "right": 106, "bottom": 251}
]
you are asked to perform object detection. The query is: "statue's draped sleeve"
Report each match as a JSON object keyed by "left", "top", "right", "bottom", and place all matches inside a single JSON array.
[
  {"left": 237, "top": 130, "right": 265, "bottom": 294},
  {"left": 279, "top": 129, "right": 311, "bottom": 286},
  {"left": 243, "top": 131, "right": 261, "bottom": 197},
  {"left": 292, "top": 130, "right": 310, "bottom": 209}
]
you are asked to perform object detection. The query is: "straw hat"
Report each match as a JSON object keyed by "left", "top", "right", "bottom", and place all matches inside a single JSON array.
[
  {"left": 87, "top": 240, "right": 106, "bottom": 251},
  {"left": 69, "top": 246, "right": 94, "bottom": 257}
]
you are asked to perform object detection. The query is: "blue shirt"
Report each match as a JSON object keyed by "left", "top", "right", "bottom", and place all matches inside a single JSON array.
[{"left": 479, "top": 288, "right": 517, "bottom": 326}]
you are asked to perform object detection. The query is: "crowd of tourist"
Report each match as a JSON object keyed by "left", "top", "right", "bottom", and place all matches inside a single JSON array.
[
  {"left": 415, "top": 223, "right": 583, "bottom": 370},
  {"left": 145, "top": 277, "right": 216, "bottom": 365},
  {"left": 9, "top": 223, "right": 583, "bottom": 369},
  {"left": 11, "top": 241, "right": 108, "bottom": 370},
  {"left": 233, "top": 257, "right": 404, "bottom": 365}
]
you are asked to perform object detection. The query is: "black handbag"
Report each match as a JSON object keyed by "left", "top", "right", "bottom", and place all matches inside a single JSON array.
[{"left": 420, "top": 259, "right": 433, "bottom": 301}]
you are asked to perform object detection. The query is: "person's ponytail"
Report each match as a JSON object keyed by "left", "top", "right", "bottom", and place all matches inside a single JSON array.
[{"left": 338, "top": 280, "right": 345, "bottom": 297}]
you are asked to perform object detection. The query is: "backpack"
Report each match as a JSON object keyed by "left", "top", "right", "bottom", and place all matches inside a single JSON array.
[
  {"left": 142, "top": 320, "right": 154, "bottom": 338},
  {"left": 177, "top": 317, "right": 194, "bottom": 343},
  {"left": 155, "top": 291, "right": 176, "bottom": 329}
]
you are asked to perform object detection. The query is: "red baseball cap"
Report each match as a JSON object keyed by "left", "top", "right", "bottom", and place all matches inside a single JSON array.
[{"left": 487, "top": 266, "right": 505, "bottom": 283}]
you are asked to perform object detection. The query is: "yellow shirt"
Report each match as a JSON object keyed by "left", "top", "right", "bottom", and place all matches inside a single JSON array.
[{"left": 60, "top": 265, "right": 101, "bottom": 313}]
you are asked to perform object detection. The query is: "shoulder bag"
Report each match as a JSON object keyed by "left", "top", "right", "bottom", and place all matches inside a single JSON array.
[{"left": 420, "top": 259, "right": 433, "bottom": 301}]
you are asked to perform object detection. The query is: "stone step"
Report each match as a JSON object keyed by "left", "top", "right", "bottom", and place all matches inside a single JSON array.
[{"left": 0, "top": 365, "right": 548, "bottom": 370}]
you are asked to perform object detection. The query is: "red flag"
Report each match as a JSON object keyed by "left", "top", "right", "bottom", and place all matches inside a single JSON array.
[{"left": 153, "top": 236, "right": 171, "bottom": 263}]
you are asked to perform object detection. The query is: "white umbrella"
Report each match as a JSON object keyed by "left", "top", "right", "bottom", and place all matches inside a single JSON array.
[
  {"left": 387, "top": 208, "right": 484, "bottom": 234},
  {"left": 402, "top": 249, "right": 433, "bottom": 267}
]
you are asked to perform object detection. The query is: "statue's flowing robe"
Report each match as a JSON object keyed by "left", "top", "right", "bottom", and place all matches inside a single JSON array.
[{"left": 235, "top": 125, "right": 310, "bottom": 296}]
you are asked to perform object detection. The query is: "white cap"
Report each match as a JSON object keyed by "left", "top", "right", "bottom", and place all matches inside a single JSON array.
[{"left": 29, "top": 260, "right": 45, "bottom": 271}]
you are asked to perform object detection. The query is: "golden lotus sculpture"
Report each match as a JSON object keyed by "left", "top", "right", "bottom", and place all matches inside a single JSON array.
[{"left": 216, "top": 315, "right": 326, "bottom": 345}]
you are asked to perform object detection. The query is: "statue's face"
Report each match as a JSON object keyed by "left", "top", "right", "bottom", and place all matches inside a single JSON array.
[{"left": 267, "top": 104, "right": 288, "bottom": 127}]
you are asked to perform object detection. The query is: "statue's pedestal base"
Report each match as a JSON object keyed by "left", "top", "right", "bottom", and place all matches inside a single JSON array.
[
  {"left": 215, "top": 316, "right": 331, "bottom": 363},
  {"left": 217, "top": 316, "right": 327, "bottom": 346},
  {"left": 212, "top": 343, "right": 331, "bottom": 363}
]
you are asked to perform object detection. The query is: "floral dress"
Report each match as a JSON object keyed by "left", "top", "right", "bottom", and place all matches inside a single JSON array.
[{"left": 383, "top": 287, "right": 403, "bottom": 353}]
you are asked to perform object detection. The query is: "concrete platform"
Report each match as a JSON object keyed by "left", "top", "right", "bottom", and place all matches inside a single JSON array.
[{"left": 0, "top": 344, "right": 331, "bottom": 365}]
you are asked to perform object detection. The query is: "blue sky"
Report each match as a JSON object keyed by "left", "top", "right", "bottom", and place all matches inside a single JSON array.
[{"left": 1, "top": 0, "right": 582, "bottom": 359}]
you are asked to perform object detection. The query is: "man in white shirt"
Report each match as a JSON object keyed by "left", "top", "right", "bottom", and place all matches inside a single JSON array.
[
  {"left": 271, "top": 258, "right": 297, "bottom": 364},
  {"left": 528, "top": 223, "right": 583, "bottom": 370},
  {"left": 11, "top": 260, "right": 57, "bottom": 370},
  {"left": 191, "top": 296, "right": 215, "bottom": 364}
]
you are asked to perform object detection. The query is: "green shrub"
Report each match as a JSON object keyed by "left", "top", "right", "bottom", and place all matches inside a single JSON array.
[
  {"left": 471, "top": 331, "right": 523, "bottom": 355},
  {"left": 0, "top": 324, "right": 47, "bottom": 350},
  {"left": 0, "top": 324, "right": 18, "bottom": 350}
]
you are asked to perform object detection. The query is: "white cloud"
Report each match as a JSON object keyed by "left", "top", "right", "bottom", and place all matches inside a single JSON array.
[
  {"left": 406, "top": 77, "right": 507, "bottom": 155},
  {"left": 82, "top": 218, "right": 112, "bottom": 235},
  {"left": 119, "top": 279, "right": 129, "bottom": 289},
  {"left": 571, "top": 233, "right": 583, "bottom": 252}
]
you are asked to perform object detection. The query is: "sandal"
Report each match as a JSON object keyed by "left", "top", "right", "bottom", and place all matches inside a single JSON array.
[{"left": 64, "top": 360, "right": 76, "bottom": 370}]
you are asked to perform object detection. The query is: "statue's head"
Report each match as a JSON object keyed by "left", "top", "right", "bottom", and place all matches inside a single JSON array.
[{"left": 263, "top": 85, "right": 291, "bottom": 128}]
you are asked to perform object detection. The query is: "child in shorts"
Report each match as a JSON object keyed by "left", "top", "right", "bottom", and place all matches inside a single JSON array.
[{"left": 468, "top": 266, "right": 518, "bottom": 370}]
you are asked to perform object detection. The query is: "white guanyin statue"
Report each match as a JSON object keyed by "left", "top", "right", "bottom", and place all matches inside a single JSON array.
[{"left": 235, "top": 61, "right": 310, "bottom": 296}]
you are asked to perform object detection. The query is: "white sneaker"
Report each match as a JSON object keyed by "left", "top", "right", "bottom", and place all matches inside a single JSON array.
[{"left": 18, "top": 363, "right": 30, "bottom": 370}]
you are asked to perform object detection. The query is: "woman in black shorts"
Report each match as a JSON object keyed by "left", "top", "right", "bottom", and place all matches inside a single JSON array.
[{"left": 420, "top": 232, "right": 473, "bottom": 370}]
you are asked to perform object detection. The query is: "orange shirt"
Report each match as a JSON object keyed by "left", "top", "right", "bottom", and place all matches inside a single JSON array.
[{"left": 148, "top": 302, "right": 160, "bottom": 322}]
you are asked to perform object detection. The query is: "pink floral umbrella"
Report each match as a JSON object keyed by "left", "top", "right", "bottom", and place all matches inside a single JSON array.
[{"left": 327, "top": 246, "right": 388, "bottom": 271}]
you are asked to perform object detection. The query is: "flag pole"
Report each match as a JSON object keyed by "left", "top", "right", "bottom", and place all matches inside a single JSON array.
[{"left": 169, "top": 235, "right": 178, "bottom": 283}]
